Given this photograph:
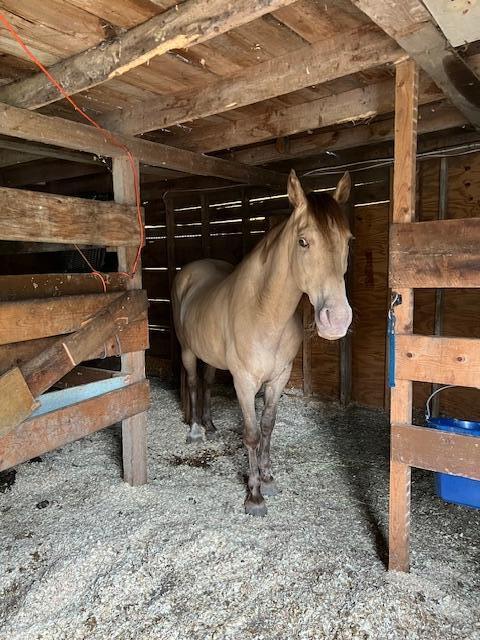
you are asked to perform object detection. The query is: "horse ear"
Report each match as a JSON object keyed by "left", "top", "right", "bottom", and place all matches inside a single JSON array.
[
  {"left": 287, "top": 169, "right": 307, "bottom": 209},
  {"left": 333, "top": 171, "right": 351, "bottom": 204}
]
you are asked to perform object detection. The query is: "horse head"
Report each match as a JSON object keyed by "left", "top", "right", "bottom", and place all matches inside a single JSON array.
[{"left": 287, "top": 169, "right": 353, "bottom": 340}]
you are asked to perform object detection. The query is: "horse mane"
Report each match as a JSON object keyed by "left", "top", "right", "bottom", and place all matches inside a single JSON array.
[
  {"left": 257, "top": 191, "right": 349, "bottom": 264},
  {"left": 306, "top": 192, "right": 350, "bottom": 238}
]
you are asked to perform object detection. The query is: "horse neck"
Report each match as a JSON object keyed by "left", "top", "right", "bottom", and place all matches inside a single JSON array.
[{"left": 243, "top": 221, "right": 302, "bottom": 329}]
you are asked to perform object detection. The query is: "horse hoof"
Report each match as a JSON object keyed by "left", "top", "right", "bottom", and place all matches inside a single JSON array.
[
  {"left": 244, "top": 499, "right": 267, "bottom": 517},
  {"left": 261, "top": 480, "right": 281, "bottom": 497},
  {"left": 186, "top": 423, "right": 203, "bottom": 444}
]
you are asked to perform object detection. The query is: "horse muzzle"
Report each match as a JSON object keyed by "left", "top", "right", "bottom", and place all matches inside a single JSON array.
[{"left": 315, "top": 304, "right": 352, "bottom": 340}]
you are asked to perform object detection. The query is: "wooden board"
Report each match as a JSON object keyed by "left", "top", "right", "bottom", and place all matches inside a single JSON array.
[
  {"left": 390, "top": 218, "right": 480, "bottom": 288},
  {"left": 391, "top": 424, "right": 480, "bottom": 481},
  {"left": 396, "top": 334, "right": 480, "bottom": 388},
  {"left": 0, "top": 272, "right": 129, "bottom": 301},
  {"left": 0, "top": 187, "right": 141, "bottom": 246},
  {"left": 0, "top": 380, "right": 150, "bottom": 472},
  {"left": 0, "top": 318, "right": 148, "bottom": 376},
  {"left": 0, "top": 292, "right": 124, "bottom": 345}
]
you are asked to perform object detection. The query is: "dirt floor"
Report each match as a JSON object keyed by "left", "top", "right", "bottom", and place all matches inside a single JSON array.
[{"left": 0, "top": 379, "right": 479, "bottom": 640}]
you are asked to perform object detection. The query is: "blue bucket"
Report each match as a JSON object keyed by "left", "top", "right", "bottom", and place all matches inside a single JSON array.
[{"left": 426, "top": 386, "right": 480, "bottom": 510}]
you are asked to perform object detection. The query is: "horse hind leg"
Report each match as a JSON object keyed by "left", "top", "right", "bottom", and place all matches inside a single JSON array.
[
  {"left": 181, "top": 349, "right": 203, "bottom": 444},
  {"left": 201, "top": 364, "right": 218, "bottom": 440},
  {"left": 259, "top": 364, "right": 292, "bottom": 497}
]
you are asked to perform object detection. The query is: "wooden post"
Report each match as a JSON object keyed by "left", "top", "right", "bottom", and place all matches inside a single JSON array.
[
  {"left": 431, "top": 156, "right": 448, "bottom": 418},
  {"left": 112, "top": 156, "right": 148, "bottom": 486},
  {"left": 388, "top": 59, "right": 418, "bottom": 572}
]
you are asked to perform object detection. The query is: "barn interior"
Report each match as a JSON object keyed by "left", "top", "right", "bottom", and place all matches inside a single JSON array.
[{"left": 0, "top": 1, "right": 479, "bottom": 638}]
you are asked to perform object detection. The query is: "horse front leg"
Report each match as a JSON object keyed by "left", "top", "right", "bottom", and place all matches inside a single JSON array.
[
  {"left": 259, "top": 364, "right": 292, "bottom": 496},
  {"left": 181, "top": 349, "right": 203, "bottom": 444},
  {"left": 233, "top": 374, "right": 266, "bottom": 517}
]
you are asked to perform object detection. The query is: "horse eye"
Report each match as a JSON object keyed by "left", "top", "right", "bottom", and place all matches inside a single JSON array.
[{"left": 299, "top": 237, "right": 309, "bottom": 248}]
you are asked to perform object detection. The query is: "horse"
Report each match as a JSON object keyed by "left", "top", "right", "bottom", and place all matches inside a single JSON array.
[{"left": 172, "top": 169, "right": 352, "bottom": 516}]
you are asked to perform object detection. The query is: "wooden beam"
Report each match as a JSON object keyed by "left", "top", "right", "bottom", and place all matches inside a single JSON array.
[
  {"left": 0, "top": 319, "right": 148, "bottom": 377},
  {"left": 0, "top": 380, "right": 150, "bottom": 472},
  {"left": 0, "top": 186, "right": 141, "bottom": 246},
  {"left": 165, "top": 76, "right": 444, "bottom": 153},
  {"left": 0, "top": 159, "right": 104, "bottom": 188},
  {"left": 0, "top": 137, "right": 101, "bottom": 165},
  {"left": 0, "top": 0, "right": 297, "bottom": 110},
  {"left": 0, "top": 102, "right": 287, "bottom": 186},
  {"left": 395, "top": 335, "right": 480, "bottom": 389},
  {"left": 389, "top": 218, "right": 480, "bottom": 288},
  {"left": 351, "top": 0, "right": 480, "bottom": 129},
  {"left": 388, "top": 59, "right": 418, "bottom": 574},
  {"left": 101, "top": 25, "right": 402, "bottom": 135},
  {"left": 226, "top": 103, "right": 467, "bottom": 166},
  {"left": 0, "top": 368, "right": 37, "bottom": 437},
  {"left": 392, "top": 424, "right": 480, "bottom": 481}
]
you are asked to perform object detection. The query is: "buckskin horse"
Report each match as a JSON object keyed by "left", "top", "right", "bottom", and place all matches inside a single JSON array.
[{"left": 172, "top": 169, "right": 352, "bottom": 516}]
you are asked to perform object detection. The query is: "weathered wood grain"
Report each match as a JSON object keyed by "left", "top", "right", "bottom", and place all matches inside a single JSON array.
[
  {"left": 0, "top": 380, "right": 150, "bottom": 472},
  {"left": 0, "top": 0, "right": 297, "bottom": 109},
  {"left": 391, "top": 424, "right": 480, "bottom": 480},
  {"left": 389, "top": 218, "right": 480, "bottom": 288},
  {"left": 0, "top": 187, "right": 141, "bottom": 246}
]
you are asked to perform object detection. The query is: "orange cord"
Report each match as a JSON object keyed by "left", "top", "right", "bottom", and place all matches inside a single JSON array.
[{"left": 0, "top": 12, "right": 144, "bottom": 285}]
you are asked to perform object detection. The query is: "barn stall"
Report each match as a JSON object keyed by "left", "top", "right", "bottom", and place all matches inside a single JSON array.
[{"left": 0, "top": 1, "right": 479, "bottom": 638}]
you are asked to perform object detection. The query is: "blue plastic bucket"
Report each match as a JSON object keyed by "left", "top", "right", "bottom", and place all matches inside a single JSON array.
[{"left": 426, "top": 386, "right": 480, "bottom": 509}]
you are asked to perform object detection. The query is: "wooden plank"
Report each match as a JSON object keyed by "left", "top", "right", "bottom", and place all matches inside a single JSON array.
[
  {"left": 200, "top": 102, "right": 469, "bottom": 169},
  {"left": 350, "top": 0, "right": 480, "bottom": 129},
  {"left": 0, "top": 319, "right": 148, "bottom": 376},
  {"left": 167, "top": 76, "right": 443, "bottom": 153},
  {"left": 113, "top": 156, "right": 148, "bottom": 487},
  {"left": 101, "top": 25, "right": 402, "bottom": 135},
  {"left": 0, "top": 0, "right": 297, "bottom": 110},
  {"left": 396, "top": 334, "right": 480, "bottom": 389},
  {"left": 389, "top": 59, "right": 418, "bottom": 574},
  {"left": 0, "top": 103, "right": 287, "bottom": 186},
  {"left": 0, "top": 187, "right": 141, "bottom": 246},
  {"left": 20, "top": 290, "right": 148, "bottom": 397},
  {"left": 0, "top": 292, "right": 122, "bottom": 345},
  {"left": 0, "top": 380, "right": 150, "bottom": 472},
  {"left": 389, "top": 218, "right": 480, "bottom": 288},
  {"left": 392, "top": 424, "right": 480, "bottom": 481},
  {"left": 0, "top": 368, "right": 37, "bottom": 437},
  {"left": 0, "top": 273, "right": 129, "bottom": 301}
]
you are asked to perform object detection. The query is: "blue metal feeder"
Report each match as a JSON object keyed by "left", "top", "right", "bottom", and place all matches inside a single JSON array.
[{"left": 426, "top": 386, "right": 480, "bottom": 510}]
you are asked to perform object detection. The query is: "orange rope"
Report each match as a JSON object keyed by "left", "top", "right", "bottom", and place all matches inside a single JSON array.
[{"left": 0, "top": 12, "right": 144, "bottom": 285}]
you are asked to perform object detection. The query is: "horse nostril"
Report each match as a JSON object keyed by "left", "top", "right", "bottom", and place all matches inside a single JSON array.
[{"left": 319, "top": 307, "right": 332, "bottom": 327}]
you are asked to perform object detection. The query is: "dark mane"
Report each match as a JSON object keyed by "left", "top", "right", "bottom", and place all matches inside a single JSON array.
[{"left": 306, "top": 192, "right": 350, "bottom": 237}]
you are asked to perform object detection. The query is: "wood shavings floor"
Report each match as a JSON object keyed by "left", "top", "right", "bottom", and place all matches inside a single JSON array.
[{"left": 0, "top": 380, "right": 479, "bottom": 640}]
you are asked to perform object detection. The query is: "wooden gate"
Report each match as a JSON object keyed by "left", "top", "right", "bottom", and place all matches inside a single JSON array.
[{"left": 388, "top": 60, "right": 480, "bottom": 571}]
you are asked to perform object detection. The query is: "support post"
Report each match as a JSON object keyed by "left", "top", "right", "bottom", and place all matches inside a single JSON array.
[
  {"left": 388, "top": 59, "right": 418, "bottom": 572},
  {"left": 200, "top": 193, "right": 211, "bottom": 258},
  {"left": 112, "top": 157, "right": 148, "bottom": 486}
]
